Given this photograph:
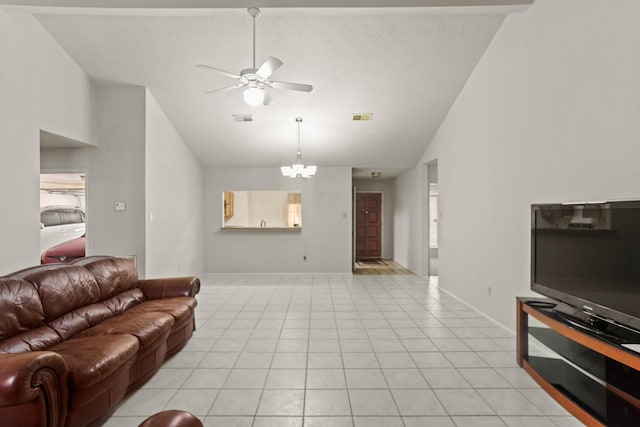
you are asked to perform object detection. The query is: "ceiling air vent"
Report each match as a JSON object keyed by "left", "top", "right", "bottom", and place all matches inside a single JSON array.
[
  {"left": 352, "top": 113, "right": 373, "bottom": 121},
  {"left": 232, "top": 114, "right": 253, "bottom": 122}
]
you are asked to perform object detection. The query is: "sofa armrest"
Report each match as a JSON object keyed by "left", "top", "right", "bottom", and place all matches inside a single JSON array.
[
  {"left": 0, "top": 351, "right": 68, "bottom": 426},
  {"left": 138, "top": 276, "right": 201, "bottom": 300}
]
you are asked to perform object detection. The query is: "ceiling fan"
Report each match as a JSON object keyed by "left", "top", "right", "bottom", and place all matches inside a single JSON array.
[{"left": 197, "top": 7, "right": 313, "bottom": 106}]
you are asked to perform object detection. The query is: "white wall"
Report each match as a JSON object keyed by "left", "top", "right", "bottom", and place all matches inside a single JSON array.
[
  {"left": 398, "top": 0, "right": 640, "bottom": 330},
  {"left": 353, "top": 178, "right": 395, "bottom": 260},
  {"left": 91, "top": 83, "right": 147, "bottom": 274},
  {"left": 41, "top": 83, "right": 147, "bottom": 276},
  {"left": 392, "top": 169, "right": 423, "bottom": 273},
  {"left": 145, "top": 90, "right": 203, "bottom": 277},
  {"left": 0, "top": 11, "right": 96, "bottom": 273},
  {"left": 204, "top": 167, "right": 352, "bottom": 273},
  {"left": 2, "top": 11, "right": 201, "bottom": 277},
  {"left": 41, "top": 86, "right": 206, "bottom": 278}
]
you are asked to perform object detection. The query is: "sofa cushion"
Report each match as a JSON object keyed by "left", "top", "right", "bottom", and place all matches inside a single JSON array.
[
  {"left": 0, "top": 278, "right": 45, "bottom": 340},
  {"left": 73, "top": 257, "right": 138, "bottom": 300},
  {"left": 75, "top": 311, "right": 175, "bottom": 350},
  {"left": 49, "top": 334, "right": 139, "bottom": 388},
  {"left": 126, "top": 297, "right": 196, "bottom": 325},
  {"left": 8, "top": 264, "right": 100, "bottom": 323},
  {"left": 0, "top": 326, "right": 61, "bottom": 354},
  {"left": 101, "top": 288, "right": 145, "bottom": 316},
  {"left": 48, "top": 302, "right": 115, "bottom": 340}
]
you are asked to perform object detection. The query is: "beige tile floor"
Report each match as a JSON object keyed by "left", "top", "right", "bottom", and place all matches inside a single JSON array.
[{"left": 103, "top": 274, "right": 582, "bottom": 427}]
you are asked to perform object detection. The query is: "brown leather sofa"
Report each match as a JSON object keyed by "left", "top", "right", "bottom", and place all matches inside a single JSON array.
[{"left": 0, "top": 256, "right": 200, "bottom": 427}]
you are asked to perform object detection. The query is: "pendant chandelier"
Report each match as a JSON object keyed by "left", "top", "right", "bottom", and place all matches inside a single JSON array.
[{"left": 281, "top": 117, "right": 317, "bottom": 179}]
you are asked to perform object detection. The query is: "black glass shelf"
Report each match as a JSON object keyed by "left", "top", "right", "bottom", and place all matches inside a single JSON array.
[
  {"left": 521, "top": 298, "right": 640, "bottom": 426},
  {"left": 528, "top": 355, "right": 606, "bottom": 422}
]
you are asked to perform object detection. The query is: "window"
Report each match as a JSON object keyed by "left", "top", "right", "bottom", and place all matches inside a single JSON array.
[
  {"left": 61, "top": 209, "right": 85, "bottom": 225},
  {"left": 41, "top": 210, "right": 62, "bottom": 227},
  {"left": 41, "top": 208, "right": 85, "bottom": 227}
]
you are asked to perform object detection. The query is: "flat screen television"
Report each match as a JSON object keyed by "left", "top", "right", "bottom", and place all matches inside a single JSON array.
[{"left": 531, "top": 200, "right": 640, "bottom": 334}]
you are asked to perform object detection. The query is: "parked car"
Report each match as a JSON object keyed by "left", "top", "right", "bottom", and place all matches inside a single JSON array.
[
  {"left": 40, "top": 206, "right": 86, "bottom": 254},
  {"left": 41, "top": 235, "right": 85, "bottom": 264}
]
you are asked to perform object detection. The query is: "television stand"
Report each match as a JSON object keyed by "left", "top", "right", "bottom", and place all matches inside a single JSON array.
[
  {"left": 551, "top": 310, "right": 626, "bottom": 344},
  {"left": 517, "top": 297, "right": 640, "bottom": 426}
]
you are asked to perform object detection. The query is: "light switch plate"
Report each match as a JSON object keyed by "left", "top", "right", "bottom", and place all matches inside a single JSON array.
[{"left": 115, "top": 202, "right": 126, "bottom": 211}]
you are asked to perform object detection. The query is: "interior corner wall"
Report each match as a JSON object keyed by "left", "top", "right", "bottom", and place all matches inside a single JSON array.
[
  {"left": 204, "top": 167, "right": 352, "bottom": 273},
  {"left": 403, "top": 0, "right": 640, "bottom": 330},
  {"left": 86, "top": 83, "right": 147, "bottom": 276},
  {"left": 392, "top": 168, "right": 424, "bottom": 274},
  {"left": 0, "top": 11, "right": 96, "bottom": 273},
  {"left": 353, "top": 178, "right": 395, "bottom": 260},
  {"left": 145, "top": 90, "right": 204, "bottom": 277}
]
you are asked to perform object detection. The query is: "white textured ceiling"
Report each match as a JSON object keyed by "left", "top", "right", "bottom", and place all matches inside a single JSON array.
[{"left": 30, "top": 5, "right": 513, "bottom": 177}]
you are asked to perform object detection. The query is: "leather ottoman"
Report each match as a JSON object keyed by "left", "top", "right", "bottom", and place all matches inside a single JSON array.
[{"left": 138, "top": 410, "right": 203, "bottom": 427}]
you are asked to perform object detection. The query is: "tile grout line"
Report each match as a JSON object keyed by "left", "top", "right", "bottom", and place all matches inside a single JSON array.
[{"left": 331, "top": 274, "right": 357, "bottom": 427}]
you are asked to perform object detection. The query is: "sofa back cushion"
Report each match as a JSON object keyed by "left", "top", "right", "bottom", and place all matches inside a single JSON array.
[
  {"left": 0, "top": 278, "right": 45, "bottom": 340},
  {"left": 48, "top": 302, "right": 116, "bottom": 340},
  {"left": 1, "top": 257, "right": 142, "bottom": 349},
  {"left": 7, "top": 264, "right": 100, "bottom": 323},
  {"left": 73, "top": 256, "right": 138, "bottom": 300},
  {"left": 102, "top": 289, "right": 145, "bottom": 315}
]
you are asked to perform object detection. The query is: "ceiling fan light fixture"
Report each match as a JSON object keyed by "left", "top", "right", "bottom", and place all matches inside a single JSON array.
[
  {"left": 197, "top": 7, "right": 312, "bottom": 105},
  {"left": 243, "top": 87, "right": 264, "bottom": 106},
  {"left": 282, "top": 117, "right": 317, "bottom": 179}
]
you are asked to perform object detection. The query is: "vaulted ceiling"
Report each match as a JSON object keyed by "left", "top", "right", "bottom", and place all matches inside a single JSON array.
[{"left": 3, "top": 1, "right": 532, "bottom": 178}]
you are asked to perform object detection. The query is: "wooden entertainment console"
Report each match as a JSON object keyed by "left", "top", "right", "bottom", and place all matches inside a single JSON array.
[{"left": 517, "top": 298, "right": 640, "bottom": 426}]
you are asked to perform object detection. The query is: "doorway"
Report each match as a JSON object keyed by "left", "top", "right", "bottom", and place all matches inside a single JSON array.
[
  {"left": 426, "top": 161, "right": 439, "bottom": 276},
  {"left": 39, "top": 173, "right": 86, "bottom": 263},
  {"left": 355, "top": 192, "right": 382, "bottom": 260}
]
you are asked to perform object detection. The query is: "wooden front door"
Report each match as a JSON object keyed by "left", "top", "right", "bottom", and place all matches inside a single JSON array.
[{"left": 355, "top": 192, "right": 382, "bottom": 259}]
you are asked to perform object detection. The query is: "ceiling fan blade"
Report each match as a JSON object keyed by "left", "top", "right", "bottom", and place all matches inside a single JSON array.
[
  {"left": 256, "top": 57, "right": 284, "bottom": 79},
  {"left": 204, "top": 84, "right": 244, "bottom": 94},
  {"left": 270, "top": 81, "right": 314, "bottom": 92},
  {"left": 196, "top": 64, "right": 241, "bottom": 79}
]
